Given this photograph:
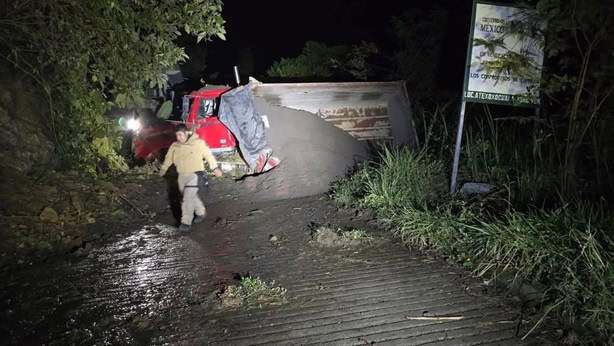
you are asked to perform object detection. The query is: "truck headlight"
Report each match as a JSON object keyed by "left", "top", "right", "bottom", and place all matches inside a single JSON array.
[{"left": 126, "top": 118, "right": 141, "bottom": 132}]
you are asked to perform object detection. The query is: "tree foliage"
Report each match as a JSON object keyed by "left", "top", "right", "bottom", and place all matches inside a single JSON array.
[
  {"left": 266, "top": 41, "right": 346, "bottom": 79},
  {"left": 266, "top": 41, "right": 377, "bottom": 81},
  {"left": 388, "top": 6, "right": 448, "bottom": 100},
  {"left": 530, "top": 0, "right": 614, "bottom": 195},
  {"left": 332, "top": 42, "right": 378, "bottom": 81},
  {"left": 493, "top": 0, "right": 614, "bottom": 197},
  {"left": 0, "top": 0, "right": 225, "bottom": 175},
  {"left": 265, "top": 7, "right": 446, "bottom": 99}
]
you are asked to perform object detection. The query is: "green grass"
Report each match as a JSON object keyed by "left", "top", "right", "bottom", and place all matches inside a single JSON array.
[
  {"left": 333, "top": 146, "right": 446, "bottom": 213},
  {"left": 341, "top": 228, "right": 373, "bottom": 242},
  {"left": 220, "top": 276, "right": 287, "bottom": 308},
  {"left": 311, "top": 227, "right": 374, "bottom": 246},
  {"left": 414, "top": 102, "right": 558, "bottom": 208}
]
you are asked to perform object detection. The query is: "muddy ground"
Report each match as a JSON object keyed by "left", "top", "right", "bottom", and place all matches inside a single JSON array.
[{"left": 0, "top": 172, "right": 560, "bottom": 345}]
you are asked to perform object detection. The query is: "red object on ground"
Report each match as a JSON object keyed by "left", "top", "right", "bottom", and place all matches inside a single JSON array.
[{"left": 133, "top": 88, "right": 237, "bottom": 160}]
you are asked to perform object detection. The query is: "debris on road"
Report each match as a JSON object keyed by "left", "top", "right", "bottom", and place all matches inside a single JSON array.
[
  {"left": 311, "top": 226, "right": 373, "bottom": 247},
  {"left": 218, "top": 276, "right": 287, "bottom": 310},
  {"left": 39, "top": 207, "right": 59, "bottom": 223},
  {"left": 405, "top": 316, "right": 465, "bottom": 321}
]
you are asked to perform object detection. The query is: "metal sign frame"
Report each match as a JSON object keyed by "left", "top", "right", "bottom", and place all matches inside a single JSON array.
[
  {"left": 450, "top": 0, "right": 544, "bottom": 193},
  {"left": 462, "top": 0, "right": 544, "bottom": 108}
]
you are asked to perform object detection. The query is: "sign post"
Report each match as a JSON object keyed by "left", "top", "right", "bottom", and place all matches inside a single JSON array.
[
  {"left": 449, "top": 101, "right": 466, "bottom": 193},
  {"left": 450, "top": 0, "right": 544, "bottom": 193}
]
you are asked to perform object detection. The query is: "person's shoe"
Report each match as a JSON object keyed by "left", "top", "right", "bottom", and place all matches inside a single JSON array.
[
  {"left": 178, "top": 223, "right": 192, "bottom": 232},
  {"left": 193, "top": 213, "right": 206, "bottom": 224}
]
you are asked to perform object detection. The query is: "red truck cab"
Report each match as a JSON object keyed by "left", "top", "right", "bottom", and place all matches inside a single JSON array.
[
  {"left": 182, "top": 88, "right": 237, "bottom": 154},
  {"left": 133, "top": 87, "right": 237, "bottom": 161}
]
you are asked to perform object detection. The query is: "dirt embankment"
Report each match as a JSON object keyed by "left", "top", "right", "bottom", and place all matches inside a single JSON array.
[
  {"left": 0, "top": 74, "right": 55, "bottom": 178},
  {"left": 0, "top": 168, "right": 165, "bottom": 268}
]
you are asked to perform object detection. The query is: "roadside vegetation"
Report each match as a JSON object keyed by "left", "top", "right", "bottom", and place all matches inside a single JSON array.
[
  {"left": 341, "top": 229, "right": 373, "bottom": 242},
  {"left": 0, "top": 0, "right": 225, "bottom": 176},
  {"left": 311, "top": 226, "right": 374, "bottom": 248},
  {"left": 218, "top": 276, "right": 287, "bottom": 309}
]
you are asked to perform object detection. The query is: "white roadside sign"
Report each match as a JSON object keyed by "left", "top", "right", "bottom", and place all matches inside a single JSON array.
[{"left": 463, "top": 1, "right": 544, "bottom": 107}]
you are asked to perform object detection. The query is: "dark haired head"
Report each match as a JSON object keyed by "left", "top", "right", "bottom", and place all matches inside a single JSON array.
[{"left": 175, "top": 123, "right": 189, "bottom": 133}]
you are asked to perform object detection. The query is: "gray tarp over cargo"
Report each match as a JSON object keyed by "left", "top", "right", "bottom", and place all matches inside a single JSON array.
[
  {"left": 205, "top": 96, "right": 370, "bottom": 202},
  {"left": 218, "top": 84, "right": 272, "bottom": 172}
]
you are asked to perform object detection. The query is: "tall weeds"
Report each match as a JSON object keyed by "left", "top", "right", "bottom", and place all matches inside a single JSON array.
[
  {"left": 362, "top": 147, "right": 446, "bottom": 212},
  {"left": 418, "top": 102, "right": 559, "bottom": 207}
]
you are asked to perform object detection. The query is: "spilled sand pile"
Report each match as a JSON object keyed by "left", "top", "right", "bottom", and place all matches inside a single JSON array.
[{"left": 205, "top": 96, "right": 369, "bottom": 202}]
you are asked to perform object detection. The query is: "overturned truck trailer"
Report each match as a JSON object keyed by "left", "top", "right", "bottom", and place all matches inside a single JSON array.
[
  {"left": 206, "top": 79, "right": 418, "bottom": 202},
  {"left": 251, "top": 79, "right": 418, "bottom": 148}
]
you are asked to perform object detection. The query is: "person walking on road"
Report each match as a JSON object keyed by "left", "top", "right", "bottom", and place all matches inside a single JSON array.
[{"left": 159, "top": 124, "right": 222, "bottom": 232}]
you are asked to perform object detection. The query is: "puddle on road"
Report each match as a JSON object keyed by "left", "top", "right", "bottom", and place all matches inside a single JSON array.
[{"left": 2, "top": 223, "right": 240, "bottom": 345}]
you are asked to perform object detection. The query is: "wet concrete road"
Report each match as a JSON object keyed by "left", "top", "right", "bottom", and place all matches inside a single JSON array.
[{"left": 1, "top": 196, "right": 554, "bottom": 345}]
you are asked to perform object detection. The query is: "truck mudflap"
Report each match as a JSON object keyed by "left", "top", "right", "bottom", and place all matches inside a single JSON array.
[{"left": 254, "top": 148, "right": 280, "bottom": 174}]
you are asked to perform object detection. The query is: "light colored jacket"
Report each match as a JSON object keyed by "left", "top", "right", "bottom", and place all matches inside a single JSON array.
[{"left": 161, "top": 134, "right": 218, "bottom": 174}]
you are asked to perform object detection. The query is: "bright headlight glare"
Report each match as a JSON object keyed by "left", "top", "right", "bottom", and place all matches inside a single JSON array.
[{"left": 127, "top": 118, "right": 141, "bottom": 131}]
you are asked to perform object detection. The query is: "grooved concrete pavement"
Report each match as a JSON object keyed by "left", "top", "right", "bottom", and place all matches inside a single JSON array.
[{"left": 1, "top": 195, "right": 555, "bottom": 345}]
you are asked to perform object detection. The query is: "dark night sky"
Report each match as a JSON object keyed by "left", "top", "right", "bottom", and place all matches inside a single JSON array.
[{"left": 202, "top": 0, "right": 473, "bottom": 91}]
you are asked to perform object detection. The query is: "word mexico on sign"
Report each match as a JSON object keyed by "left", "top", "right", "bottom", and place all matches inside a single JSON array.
[{"left": 463, "top": 1, "right": 545, "bottom": 108}]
